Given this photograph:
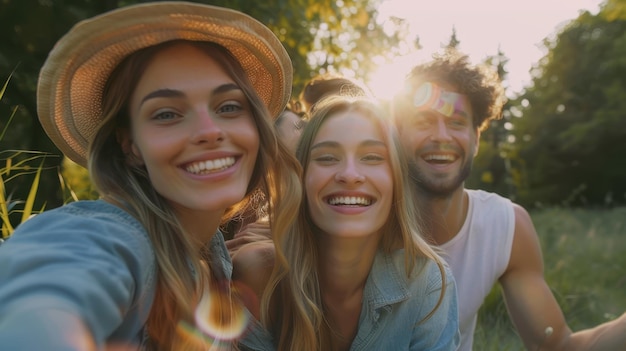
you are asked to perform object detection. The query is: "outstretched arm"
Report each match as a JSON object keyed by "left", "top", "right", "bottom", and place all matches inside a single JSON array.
[
  {"left": 569, "top": 312, "right": 626, "bottom": 350},
  {"left": 500, "top": 204, "right": 625, "bottom": 351}
]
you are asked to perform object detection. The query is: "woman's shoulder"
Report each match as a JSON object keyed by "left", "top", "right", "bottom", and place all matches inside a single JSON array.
[
  {"left": 386, "top": 250, "right": 454, "bottom": 293},
  {"left": 17, "top": 200, "right": 144, "bottom": 234},
  {"left": 7, "top": 199, "right": 153, "bottom": 263}
]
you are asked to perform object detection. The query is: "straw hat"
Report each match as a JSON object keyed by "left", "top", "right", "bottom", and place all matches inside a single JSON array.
[{"left": 37, "top": 1, "right": 293, "bottom": 167}]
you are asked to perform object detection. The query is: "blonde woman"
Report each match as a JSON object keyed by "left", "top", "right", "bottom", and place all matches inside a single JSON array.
[
  {"left": 0, "top": 2, "right": 300, "bottom": 350},
  {"left": 238, "top": 95, "right": 459, "bottom": 351}
]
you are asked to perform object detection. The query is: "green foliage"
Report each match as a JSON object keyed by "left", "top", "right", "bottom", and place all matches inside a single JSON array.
[
  {"left": 467, "top": 48, "right": 518, "bottom": 200},
  {"left": 60, "top": 157, "right": 98, "bottom": 202},
  {"left": 508, "top": 4, "right": 626, "bottom": 207},
  {"left": 474, "top": 206, "right": 626, "bottom": 350}
]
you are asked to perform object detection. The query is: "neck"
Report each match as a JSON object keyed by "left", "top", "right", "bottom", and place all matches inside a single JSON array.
[
  {"left": 415, "top": 185, "right": 468, "bottom": 245},
  {"left": 176, "top": 209, "right": 224, "bottom": 247},
  {"left": 317, "top": 235, "right": 377, "bottom": 351},
  {"left": 317, "top": 234, "right": 379, "bottom": 297}
]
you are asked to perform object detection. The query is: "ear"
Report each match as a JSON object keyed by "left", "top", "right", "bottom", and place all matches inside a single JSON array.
[{"left": 116, "top": 128, "right": 144, "bottom": 166}]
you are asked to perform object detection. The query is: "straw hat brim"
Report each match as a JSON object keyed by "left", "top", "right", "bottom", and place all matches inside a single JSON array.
[{"left": 37, "top": 1, "right": 293, "bottom": 167}]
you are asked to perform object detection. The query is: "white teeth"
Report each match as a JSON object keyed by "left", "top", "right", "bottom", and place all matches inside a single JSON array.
[
  {"left": 328, "top": 196, "right": 372, "bottom": 206},
  {"left": 424, "top": 154, "right": 454, "bottom": 161},
  {"left": 186, "top": 157, "right": 235, "bottom": 174}
]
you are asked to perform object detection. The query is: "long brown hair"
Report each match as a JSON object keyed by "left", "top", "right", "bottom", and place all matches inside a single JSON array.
[
  {"left": 89, "top": 40, "right": 302, "bottom": 350},
  {"left": 262, "top": 95, "right": 447, "bottom": 350}
]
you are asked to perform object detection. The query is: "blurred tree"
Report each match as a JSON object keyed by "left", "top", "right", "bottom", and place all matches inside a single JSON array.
[
  {"left": 0, "top": 0, "right": 403, "bottom": 208},
  {"left": 446, "top": 26, "right": 460, "bottom": 49},
  {"left": 466, "top": 48, "right": 516, "bottom": 199},
  {"left": 510, "top": 0, "right": 626, "bottom": 207}
]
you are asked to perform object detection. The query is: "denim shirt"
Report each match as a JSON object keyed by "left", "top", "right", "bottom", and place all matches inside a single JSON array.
[
  {"left": 0, "top": 199, "right": 232, "bottom": 350},
  {"left": 240, "top": 249, "right": 460, "bottom": 351}
]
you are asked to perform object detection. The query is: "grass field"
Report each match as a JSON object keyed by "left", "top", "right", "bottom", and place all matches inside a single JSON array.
[{"left": 473, "top": 206, "right": 626, "bottom": 350}]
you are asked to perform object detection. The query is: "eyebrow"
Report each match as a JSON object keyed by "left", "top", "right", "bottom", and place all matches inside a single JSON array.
[
  {"left": 416, "top": 108, "right": 470, "bottom": 120},
  {"left": 140, "top": 89, "right": 184, "bottom": 105},
  {"left": 310, "top": 139, "right": 386, "bottom": 151},
  {"left": 139, "top": 83, "right": 242, "bottom": 106}
]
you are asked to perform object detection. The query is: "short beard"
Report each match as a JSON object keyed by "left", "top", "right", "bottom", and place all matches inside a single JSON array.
[{"left": 407, "top": 157, "right": 472, "bottom": 200}]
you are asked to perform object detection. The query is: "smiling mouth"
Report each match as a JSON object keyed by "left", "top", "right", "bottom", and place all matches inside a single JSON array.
[
  {"left": 423, "top": 154, "right": 457, "bottom": 164},
  {"left": 185, "top": 157, "right": 236, "bottom": 175},
  {"left": 327, "top": 196, "right": 373, "bottom": 206}
]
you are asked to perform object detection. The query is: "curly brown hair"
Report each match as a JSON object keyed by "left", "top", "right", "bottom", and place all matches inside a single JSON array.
[{"left": 400, "top": 49, "right": 506, "bottom": 131}]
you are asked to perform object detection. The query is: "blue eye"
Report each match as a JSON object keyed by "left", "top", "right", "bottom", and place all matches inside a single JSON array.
[
  {"left": 153, "top": 110, "right": 181, "bottom": 121},
  {"left": 216, "top": 101, "right": 244, "bottom": 117},
  {"left": 218, "top": 104, "right": 239, "bottom": 113}
]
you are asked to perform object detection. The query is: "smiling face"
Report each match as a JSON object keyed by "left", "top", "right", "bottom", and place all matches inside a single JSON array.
[
  {"left": 396, "top": 81, "right": 479, "bottom": 197},
  {"left": 305, "top": 109, "right": 393, "bottom": 238},
  {"left": 125, "top": 43, "right": 259, "bottom": 217}
]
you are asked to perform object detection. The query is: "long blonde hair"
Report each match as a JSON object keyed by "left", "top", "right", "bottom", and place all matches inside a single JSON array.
[
  {"left": 261, "top": 95, "right": 447, "bottom": 351},
  {"left": 89, "top": 40, "right": 302, "bottom": 350}
]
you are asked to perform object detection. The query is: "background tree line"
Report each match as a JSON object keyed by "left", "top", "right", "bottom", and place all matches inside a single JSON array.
[{"left": 1, "top": 0, "right": 625, "bottom": 220}]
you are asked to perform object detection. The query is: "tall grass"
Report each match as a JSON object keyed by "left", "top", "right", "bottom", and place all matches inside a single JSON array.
[
  {"left": 473, "top": 206, "right": 626, "bottom": 350},
  {"left": 0, "top": 73, "right": 85, "bottom": 239},
  {"left": 1, "top": 74, "right": 44, "bottom": 238}
]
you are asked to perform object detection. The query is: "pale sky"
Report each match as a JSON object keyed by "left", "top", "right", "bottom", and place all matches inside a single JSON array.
[{"left": 371, "top": 0, "right": 604, "bottom": 98}]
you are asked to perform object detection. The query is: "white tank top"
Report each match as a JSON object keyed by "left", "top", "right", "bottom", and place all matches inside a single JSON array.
[{"left": 439, "top": 189, "right": 515, "bottom": 351}]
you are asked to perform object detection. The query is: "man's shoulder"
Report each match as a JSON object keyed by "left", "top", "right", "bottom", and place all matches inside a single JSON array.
[
  {"left": 466, "top": 189, "right": 510, "bottom": 204},
  {"left": 465, "top": 189, "right": 514, "bottom": 222},
  {"left": 466, "top": 189, "right": 532, "bottom": 222}
]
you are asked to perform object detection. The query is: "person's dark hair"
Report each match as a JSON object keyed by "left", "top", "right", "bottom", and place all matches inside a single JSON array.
[
  {"left": 399, "top": 49, "right": 506, "bottom": 131},
  {"left": 298, "top": 73, "right": 371, "bottom": 115},
  {"left": 275, "top": 100, "right": 307, "bottom": 128}
]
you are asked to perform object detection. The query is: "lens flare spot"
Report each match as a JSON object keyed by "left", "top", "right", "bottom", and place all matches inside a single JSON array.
[{"left": 194, "top": 280, "right": 251, "bottom": 342}]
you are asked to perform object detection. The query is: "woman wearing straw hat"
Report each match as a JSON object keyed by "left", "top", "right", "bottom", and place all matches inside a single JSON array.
[{"left": 0, "top": 2, "right": 301, "bottom": 350}]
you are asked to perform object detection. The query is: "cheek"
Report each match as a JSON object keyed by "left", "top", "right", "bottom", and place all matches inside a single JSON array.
[
  {"left": 304, "top": 170, "right": 318, "bottom": 199},
  {"left": 304, "top": 166, "right": 328, "bottom": 203},
  {"left": 234, "top": 120, "right": 260, "bottom": 159},
  {"left": 453, "top": 130, "right": 476, "bottom": 148},
  {"left": 378, "top": 168, "right": 394, "bottom": 202},
  {"left": 132, "top": 135, "right": 176, "bottom": 165}
]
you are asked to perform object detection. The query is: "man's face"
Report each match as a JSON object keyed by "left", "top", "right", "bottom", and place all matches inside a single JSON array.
[{"left": 395, "top": 82, "right": 480, "bottom": 198}]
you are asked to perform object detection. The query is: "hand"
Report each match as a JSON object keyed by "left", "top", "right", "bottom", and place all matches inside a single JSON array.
[{"left": 226, "top": 221, "right": 272, "bottom": 256}]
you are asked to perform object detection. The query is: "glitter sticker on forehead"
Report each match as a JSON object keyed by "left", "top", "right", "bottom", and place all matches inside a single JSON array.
[{"left": 413, "top": 82, "right": 467, "bottom": 117}]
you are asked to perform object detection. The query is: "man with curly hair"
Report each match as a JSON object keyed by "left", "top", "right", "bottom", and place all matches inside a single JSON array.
[{"left": 392, "top": 49, "right": 626, "bottom": 351}]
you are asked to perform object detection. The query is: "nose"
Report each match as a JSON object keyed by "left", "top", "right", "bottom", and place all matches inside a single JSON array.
[
  {"left": 191, "top": 111, "right": 224, "bottom": 145},
  {"left": 430, "top": 116, "right": 452, "bottom": 142},
  {"left": 334, "top": 157, "right": 365, "bottom": 184}
]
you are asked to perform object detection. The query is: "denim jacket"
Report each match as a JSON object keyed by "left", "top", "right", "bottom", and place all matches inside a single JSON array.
[
  {"left": 0, "top": 199, "right": 232, "bottom": 350},
  {"left": 240, "top": 249, "right": 460, "bottom": 351}
]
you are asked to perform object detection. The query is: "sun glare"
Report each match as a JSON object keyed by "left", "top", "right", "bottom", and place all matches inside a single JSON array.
[
  {"left": 374, "top": 0, "right": 603, "bottom": 95},
  {"left": 367, "top": 52, "right": 430, "bottom": 101}
]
